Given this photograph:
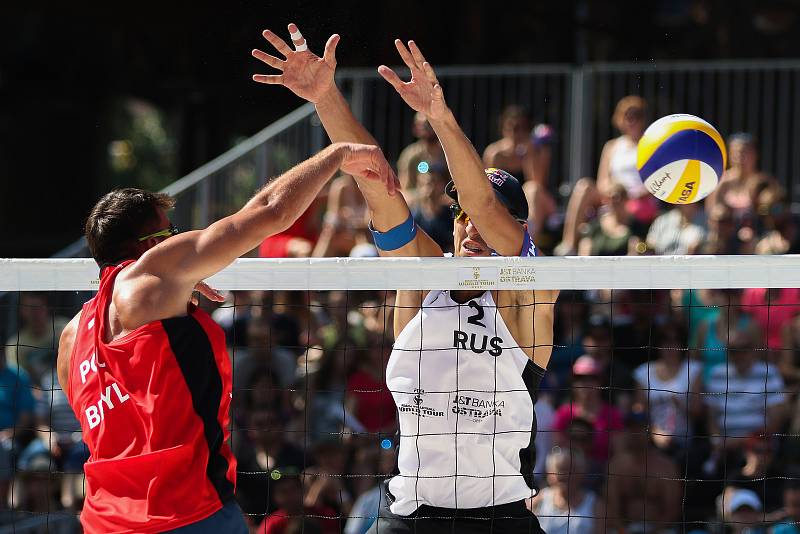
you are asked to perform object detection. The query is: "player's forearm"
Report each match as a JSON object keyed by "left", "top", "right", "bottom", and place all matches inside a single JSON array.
[
  {"left": 429, "top": 110, "right": 495, "bottom": 213},
  {"left": 316, "top": 87, "right": 379, "bottom": 146},
  {"left": 235, "top": 143, "right": 346, "bottom": 246},
  {"left": 316, "top": 89, "right": 409, "bottom": 230}
]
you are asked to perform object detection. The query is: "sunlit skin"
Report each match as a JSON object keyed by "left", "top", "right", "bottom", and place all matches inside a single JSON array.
[
  {"left": 728, "top": 139, "right": 758, "bottom": 173},
  {"left": 502, "top": 115, "right": 532, "bottom": 147},
  {"left": 619, "top": 108, "right": 645, "bottom": 142}
]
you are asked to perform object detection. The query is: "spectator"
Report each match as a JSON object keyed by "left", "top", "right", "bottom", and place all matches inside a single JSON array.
[
  {"left": 258, "top": 202, "right": 322, "bottom": 258},
  {"left": 581, "top": 315, "right": 636, "bottom": 410},
  {"left": 597, "top": 95, "right": 655, "bottom": 222},
  {"left": 0, "top": 354, "right": 36, "bottom": 509},
  {"left": 344, "top": 444, "right": 395, "bottom": 534},
  {"left": 312, "top": 174, "right": 370, "bottom": 258},
  {"left": 258, "top": 469, "right": 339, "bottom": 534},
  {"left": 345, "top": 334, "right": 396, "bottom": 434},
  {"left": 755, "top": 207, "right": 800, "bottom": 256},
  {"left": 553, "top": 355, "right": 625, "bottom": 464},
  {"left": 523, "top": 124, "right": 559, "bottom": 253},
  {"left": 707, "top": 133, "right": 781, "bottom": 226},
  {"left": 727, "top": 434, "right": 783, "bottom": 513},
  {"left": 645, "top": 203, "right": 706, "bottom": 255},
  {"left": 562, "top": 416, "right": 606, "bottom": 491},
  {"left": 701, "top": 203, "right": 752, "bottom": 255},
  {"left": 771, "top": 476, "right": 800, "bottom": 534},
  {"left": 409, "top": 163, "right": 453, "bottom": 252},
  {"left": 693, "top": 289, "right": 760, "bottom": 380},
  {"left": 236, "top": 407, "right": 307, "bottom": 523},
  {"left": 741, "top": 287, "right": 800, "bottom": 361},
  {"left": 634, "top": 327, "right": 703, "bottom": 458},
  {"left": 559, "top": 96, "right": 655, "bottom": 255},
  {"left": 35, "top": 365, "right": 86, "bottom": 510},
  {"left": 704, "top": 331, "right": 787, "bottom": 454},
  {"left": 577, "top": 183, "right": 635, "bottom": 256},
  {"left": 718, "top": 486, "right": 766, "bottom": 534},
  {"left": 615, "top": 289, "right": 673, "bottom": 370},
  {"left": 483, "top": 107, "right": 558, "bottom": 247},
  {"left": 546, "top": 290, "right": 590, "bottom": 393},
  {"left": 533, "top": 395, "right": 556, "bottom": 484},
  {"left": 7, "top": 447, "right": 81, "bottom": 533},
  {"left": 606, "top": 407, "right": 682, "bottom": 534},
  {"left": 304, "top": 438, "right": 353, "bottom": 518},
  {"left": 212, "top": 289, "right": 257, "bottom": 348},
  {"left": 300, "top": 344, "right": 365, "bottom": 443},
  {"left": 529, "top": 447, "right": 603, "bottom": 534},
  {"left": 240, "top": 365, "right": 293, "bottom": 425},
  {"left": 5, "top": 292, "right": 69, "bottom": 386},
  {"left": 237, "top": 312, "right": 298, "bottom": 391},
  {"left": 395, "top": 112, "right": 445, "bottom": 192},
  {"left": 482, "top": 105, "right": 533, "bottom": 180}
]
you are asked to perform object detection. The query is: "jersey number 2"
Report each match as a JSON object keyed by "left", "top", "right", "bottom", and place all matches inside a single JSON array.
[{"left": 467, "top": 301, "right": 485, "bottom": 327}]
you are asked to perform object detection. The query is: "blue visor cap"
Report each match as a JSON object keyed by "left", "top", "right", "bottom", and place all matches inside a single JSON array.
[{"left": 445, "top": 168, "right": 529, "bottom": 222}]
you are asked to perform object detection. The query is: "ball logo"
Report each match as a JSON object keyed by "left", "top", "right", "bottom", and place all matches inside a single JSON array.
[
  {"left": 648, "top": 172, "right": 671, "bottom": 194},
  {"left": 637, "top": 113, "right": 725, "bottom": 204},
  {"left": 678, "top": 181, "right": 695, "bottom": 203}
]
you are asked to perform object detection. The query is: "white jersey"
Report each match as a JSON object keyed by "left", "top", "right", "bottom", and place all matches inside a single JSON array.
[{"left": 386, "top": 289, "right": 544, "bottom": 515}]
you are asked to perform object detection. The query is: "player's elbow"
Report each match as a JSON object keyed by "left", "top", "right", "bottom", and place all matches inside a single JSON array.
[{"left": 247, "top": 200, "right": 296, "bottom": 238}]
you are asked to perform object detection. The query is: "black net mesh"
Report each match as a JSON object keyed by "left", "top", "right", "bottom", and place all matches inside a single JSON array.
[{"left": 0, "top": 286, "right": 798, "bottom": 533}]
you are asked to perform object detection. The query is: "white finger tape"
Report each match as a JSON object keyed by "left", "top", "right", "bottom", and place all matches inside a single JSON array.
[
  {"left": 295, "top": 41, "right": 308, "bottom": 52},
  {"left": 290, "top": 30, "right": 303, "bottom": 41}
]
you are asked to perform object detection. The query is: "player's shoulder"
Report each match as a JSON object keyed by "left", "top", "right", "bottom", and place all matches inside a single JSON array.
[
  {"left": 56, "top": 309, "right": 82, "bottom": 393},
  {"left": 59, "top": 310, "right": 82, "bottom": 352}
]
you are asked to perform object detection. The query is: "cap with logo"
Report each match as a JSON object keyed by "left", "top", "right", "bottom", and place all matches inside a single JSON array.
[{"left": 445, "top": 168, "right": 529, "bottom": 222}]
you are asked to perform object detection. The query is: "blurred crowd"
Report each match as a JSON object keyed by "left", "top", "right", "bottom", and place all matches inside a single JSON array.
[{"left": 2, "top": 96, "right": 800, "bottom": 533}]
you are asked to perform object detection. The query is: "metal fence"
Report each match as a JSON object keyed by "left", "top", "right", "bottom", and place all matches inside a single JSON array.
[
  {"left": 344, "top": 60, "right": 800, "bottom": 205},
  {"left": 53, "top": 59, "right": 800, "bottom": 258}
]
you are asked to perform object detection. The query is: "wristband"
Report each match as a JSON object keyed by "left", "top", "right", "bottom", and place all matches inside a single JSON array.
[{"left": 369, "top": 212, "right": 417, "bottom": 251}]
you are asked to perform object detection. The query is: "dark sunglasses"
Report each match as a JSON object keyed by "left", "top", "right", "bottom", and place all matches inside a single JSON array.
[
  {"left": 449, "top": 203, "right": 470, "bottom": 224},
  {"left": 138, "top": 224, "right": 179, "bottom": 242}
]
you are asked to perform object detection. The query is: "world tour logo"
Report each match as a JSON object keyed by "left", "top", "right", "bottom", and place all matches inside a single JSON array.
[
  {"left": 398, "top": 388, "right": 445, "bottom": 418},
  {"left": 458, "top": 266, "right": 497, "bottom": 289}
]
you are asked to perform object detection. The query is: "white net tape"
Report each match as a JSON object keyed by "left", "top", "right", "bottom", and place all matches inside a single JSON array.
[{"left": 1, "top": 255, "right": 799, "bottom": 291}]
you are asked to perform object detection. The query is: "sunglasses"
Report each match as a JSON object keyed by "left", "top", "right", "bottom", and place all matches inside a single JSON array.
[
  {"left": 449, "top": 203, "right": 470, "bottom": 224},
  {"left": 138, "top": 223, "right": 179, "bottom": 242}
]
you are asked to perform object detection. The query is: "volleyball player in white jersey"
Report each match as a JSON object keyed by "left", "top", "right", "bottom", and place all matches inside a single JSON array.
[{"left": 253, "top": 24, "right": 557, "bottom": 533}]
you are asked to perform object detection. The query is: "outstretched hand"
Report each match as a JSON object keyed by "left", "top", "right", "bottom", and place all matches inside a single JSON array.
[
  {"left": 339, "top": 143, "right": 400, "bottom": 196},
  {"left": 378, "top": 40, "right": 448, "bottom": 121},
  {"left": 252, "top": 23, "right": 339, "bottom": 103}
]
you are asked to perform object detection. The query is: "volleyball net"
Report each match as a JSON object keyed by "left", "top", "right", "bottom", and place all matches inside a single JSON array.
[{"left": 1, "top": 255, "right": 799, "bottom": 533}]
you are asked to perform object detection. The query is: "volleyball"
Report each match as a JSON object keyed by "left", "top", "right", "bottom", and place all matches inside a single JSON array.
[{"left": 636, "top": 114, "right": 727, "bottom": 204}]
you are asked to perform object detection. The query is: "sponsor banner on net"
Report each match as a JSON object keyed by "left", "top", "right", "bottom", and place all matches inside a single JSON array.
[{"left": 457, "top": 265, "right": 536, "bottom": 289}]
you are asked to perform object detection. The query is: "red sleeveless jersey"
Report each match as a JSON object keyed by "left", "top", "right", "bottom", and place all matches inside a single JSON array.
[{"left": 65, "top": 261, "right": 237, "bottom": 533}]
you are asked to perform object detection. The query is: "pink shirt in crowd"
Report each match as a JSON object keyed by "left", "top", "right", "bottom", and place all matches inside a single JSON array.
[
  {"left": 553, "top": 402, "right": 624, "bottom": 461},
  {"left": 741, "top": 288, "right": 800, "bottom": 349}
]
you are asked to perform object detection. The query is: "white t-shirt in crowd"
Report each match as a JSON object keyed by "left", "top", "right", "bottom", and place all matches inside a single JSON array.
[{"left": 633, "top": 359, "right": 702, "bottom": 439}]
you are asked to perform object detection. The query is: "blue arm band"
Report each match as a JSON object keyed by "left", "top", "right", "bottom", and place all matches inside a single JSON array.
[{"left": 368, "top": 212, "right": 418, "bottom": 251}]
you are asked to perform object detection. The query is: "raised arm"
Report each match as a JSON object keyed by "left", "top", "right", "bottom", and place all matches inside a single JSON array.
[
  {"left": 378, "top": 40, "right": 525, "bottom": 257},
  {"left": 252, "top": 24, "right": 443, "bottom": 259},
  {"left": 117, "top": 142, "right": 392, "bottom": 327}
]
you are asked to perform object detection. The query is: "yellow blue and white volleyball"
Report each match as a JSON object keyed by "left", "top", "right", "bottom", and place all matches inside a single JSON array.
[{"left": 636, "top": 114, "right": 727, "bottom": 204}]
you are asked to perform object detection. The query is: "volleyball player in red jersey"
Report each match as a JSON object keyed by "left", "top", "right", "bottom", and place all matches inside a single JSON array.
[{"left": 56, "top": 143, "right": 397, "bottom": 533}]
